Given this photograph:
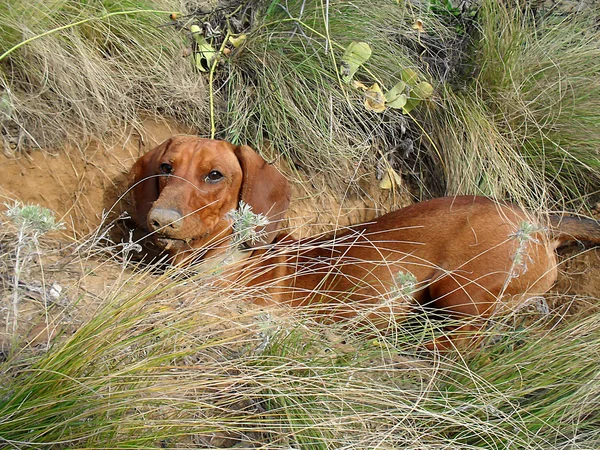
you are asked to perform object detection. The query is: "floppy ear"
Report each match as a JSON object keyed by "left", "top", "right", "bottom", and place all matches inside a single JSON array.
[
  {"left": 128, "top": 139, "right": 171, "bottom": 229},
  {"left": 234, "top": 145, "right": 291, "bottom": 246}
]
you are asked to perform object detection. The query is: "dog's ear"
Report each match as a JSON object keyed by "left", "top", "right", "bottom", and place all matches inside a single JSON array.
[
  {"left": 234, "top": 145, "right": 291, "bottom": 246},
  {"left": 128, "top": 139, "right": 171, "bottom": 229}
]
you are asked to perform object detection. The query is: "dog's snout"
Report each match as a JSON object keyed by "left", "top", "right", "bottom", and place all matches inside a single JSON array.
[{"left": 148, "top": 207, "right": 183, "bottom": 233}]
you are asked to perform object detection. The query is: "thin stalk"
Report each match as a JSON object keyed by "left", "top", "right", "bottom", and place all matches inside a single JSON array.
[
  {"left": 9, "top": 225, "right": 26, "bottom": 335},
  {"left": 209, "top": 30, "right": 232, "bottom": 139},
  {"left": 0, "top": 9, "right": 177, "bottom": 62}
]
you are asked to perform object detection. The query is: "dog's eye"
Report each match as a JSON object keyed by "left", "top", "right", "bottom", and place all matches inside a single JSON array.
[
  {"left": 205, "top": 170, "right": 224, "bottom": 183},
  {"left": 160, "top": 163, "right": 173, "bottom": 174}
]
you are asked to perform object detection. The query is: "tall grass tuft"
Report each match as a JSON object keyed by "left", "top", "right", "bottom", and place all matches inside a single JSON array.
[
  {"left": 1, "top": 0, "right": 598, "bottom": 205},
  {"left": 218, "top": 0, "right": 456, "bottom": 189},
  {"left": 2, "top": 266, "right": 599, "bottom": 447},
  {"left": 0, "top": 208, "right": 599, "bottom": 448},
  {"left": 430, "top": 0, "right": 600, "bottom": 209},
  {"left": 0, "top": 0, "right": 208, "bottom": 149}
]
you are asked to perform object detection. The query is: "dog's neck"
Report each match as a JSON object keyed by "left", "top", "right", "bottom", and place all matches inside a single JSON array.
[{"left": 196, "top": 245, "right": 253, "bottom": 275}]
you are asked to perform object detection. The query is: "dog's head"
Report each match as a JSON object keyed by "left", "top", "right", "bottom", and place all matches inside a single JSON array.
[{"left": 128, "top": 136, "right": 291, "bottom": 258}]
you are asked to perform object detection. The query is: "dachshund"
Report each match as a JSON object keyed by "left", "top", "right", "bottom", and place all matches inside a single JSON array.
[{"left": 128, "top": 136, "right": 600, "bottom": 349}]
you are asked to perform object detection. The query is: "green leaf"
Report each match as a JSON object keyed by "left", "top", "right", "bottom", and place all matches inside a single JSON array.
[
  {"left": 190, "top": 24, "right": 216, "bottom": 72},
  {"left": 412, "top": 81, "right": 434, "bottom": 99},
  {"left": 400, "top": 81, "right": 433, "bottom": 113},
  {"left": 400, "top": 68, "right": 419, "bottom": 85},
  {"left": 385, "top": 81, "right": 407, "bottom": 109},
  {"left": 401, "top": 98, "right": 419, "bottom": 114},
  {"left": 340, "top": 41, "right": 372, "bottom": 83},
  {"left": 387, "top": 93, "right": 407, "bottom": 109}
]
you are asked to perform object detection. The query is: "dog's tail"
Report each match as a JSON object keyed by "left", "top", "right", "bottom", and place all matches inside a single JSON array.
[{"left": 549, "top": 215, "right": 600, "bottom": 249}]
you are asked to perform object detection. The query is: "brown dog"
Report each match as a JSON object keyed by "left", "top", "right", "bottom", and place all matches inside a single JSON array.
[{"left": 129, "top": 136, "right": 600, "bottom": 349}]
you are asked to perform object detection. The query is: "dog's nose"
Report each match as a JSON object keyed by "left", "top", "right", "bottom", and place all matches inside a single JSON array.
[{"left": 148, "top": 207, "right": 183, "bottom": 233}]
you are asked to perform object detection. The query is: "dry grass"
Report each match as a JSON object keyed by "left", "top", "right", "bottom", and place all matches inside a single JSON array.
[
  {"left": 1, "top": 207, "right": 599, "bottom": 448},
  {"left": 0, "top": 0, "right": 208, "bottom": 150},
  {"left": 1, "top": 1, "right": 600, "bottom": 447},
  {"left": 220, "top": 0, "right": 460, "bottom": 192},
  {"left": 2, "top": 0, "right": 598, "bottom": 206},
  {"left": 428, "top": 1, "right": 600, "bottom": 210}
]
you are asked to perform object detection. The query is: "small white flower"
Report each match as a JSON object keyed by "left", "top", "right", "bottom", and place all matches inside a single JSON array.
[{"left": 226, "top": 201, "right": 270, "bottom": 246}]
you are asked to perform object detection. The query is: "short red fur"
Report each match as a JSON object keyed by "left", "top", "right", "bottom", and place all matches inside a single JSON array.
[{"left": 129, "top": 136, "right": 600, "bottom": 350}]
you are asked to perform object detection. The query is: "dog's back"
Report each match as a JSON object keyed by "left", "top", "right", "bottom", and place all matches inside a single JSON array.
[{"left": 242, "top": 197, "right": 557, "bottom": 327}]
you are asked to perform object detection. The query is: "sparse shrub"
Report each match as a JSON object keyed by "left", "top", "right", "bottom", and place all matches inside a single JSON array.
[
  {"left": 3, "top": 202, "right": 63, "bottom": 336},
  {"left": 227, "top": 200, "right": 270, "bottom": 246}
]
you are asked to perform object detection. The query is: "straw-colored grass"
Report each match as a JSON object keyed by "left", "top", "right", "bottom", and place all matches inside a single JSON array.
[
  {"left": 2, "top": 0, "right": 598, "bottom": 204},
  {"left": 429, "top": 1, "right": 600, "bottom": 209},
  {"left": 221, "top": 0, "right": 458, "bottom": 189},
  {"left": 1, "top": 0, "right": 600, "bottom": 448},
  {"left": 0, "top": 0, "right": 207, "bottom": 149},
  {"left": 1, "top": 203, "right": 599, "bottom": 448}
]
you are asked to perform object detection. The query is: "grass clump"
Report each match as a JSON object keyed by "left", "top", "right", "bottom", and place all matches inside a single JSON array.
[
  {"left": 194, "top": 0, "right": 600, "bottom": 206},
  {"left": 214, "top": 0, "right": 456, "bottom": 188},
  {"left": 3, "top": 0, "right": 597, "bottom": 207},
  {"left": 0, "top": 204, "right": 598, "bottom": 448},
  {"left": 446, "top": 312, "right": 600, "bottom": 448},
  {"left": 429, "top": 0, "right": 600, "bottom": 209},
  {"left": 0, "top": 0, "right": 208, "bottom": 150},
  {"left": 3, "top": 281, "right": 599, "bottom": 448}
]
